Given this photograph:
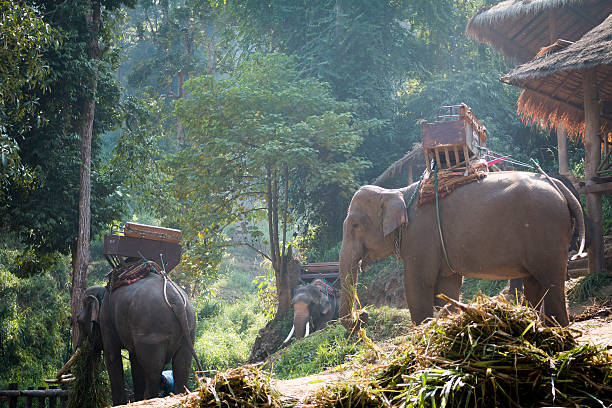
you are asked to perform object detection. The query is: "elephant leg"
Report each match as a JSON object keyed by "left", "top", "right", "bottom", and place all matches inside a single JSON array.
[
  {"left": 541, "top": 280, "right": 569, "bottom": 327},
  {"left": 434, "top": 274, "right": 463, "bottom": 308},
  {"left": 404, "top": 266, "right": 436, "bottom": 325},
  {"left": 130, "top": 354, "right": 145, "bottom": 401},
  {"left": 133, "top": 343, "right": 165, "bottom": 400},
  {"left": 172, "top": 345, "right": 192, "bottom": 395},
  {"left": 104, "top": 347, "right": 127, "bottom": 405},
  {"left": 522, "top": 276, "right": 546, "bottom": 311}
]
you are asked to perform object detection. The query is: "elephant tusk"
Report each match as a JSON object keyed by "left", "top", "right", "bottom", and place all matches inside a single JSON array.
[
  {"left": 283, "top": 325, "right": 295, "bottom": 343},
  {"left": 56, "top": 347, "right": 81, "bottom": 379},
  {"left": 305, "top": 321, "right": 310, "bottom": 338}
]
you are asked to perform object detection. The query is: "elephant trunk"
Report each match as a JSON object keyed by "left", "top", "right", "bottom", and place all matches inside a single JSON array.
[
  {"left": 339, "top": 241, "right": 362, "bottom": 327},
  {"left": 293, "top": 301, "right": 310, "bottom": 339}
]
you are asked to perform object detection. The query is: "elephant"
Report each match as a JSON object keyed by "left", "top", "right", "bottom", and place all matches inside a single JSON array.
[
  {"left": 503, "top": 173, "right": 592, "bottom": 301},
  {"left": 339, "top": 171, "right": 585, "bottom": 328},
  {"left": 76, "top": 271, "right": 200, "bottom": 405},
  {"left": 284, "top": 279, "right": 339, "bottom": 342}
]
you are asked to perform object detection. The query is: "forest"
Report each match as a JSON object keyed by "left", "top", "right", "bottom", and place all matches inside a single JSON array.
[{"left": 2, "top": 0, "right": 611, "bottom": 405}]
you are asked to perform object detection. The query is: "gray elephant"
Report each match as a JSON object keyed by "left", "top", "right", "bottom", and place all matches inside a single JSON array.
[
  {"left": 339, "top": 172, "right": 585, "bottom": 328},
  {"left": 284, "top": 279, "right": 339, "bottom": 342},
  {"left": 76, "top": 270, "right": 200, "bottom": 405}
]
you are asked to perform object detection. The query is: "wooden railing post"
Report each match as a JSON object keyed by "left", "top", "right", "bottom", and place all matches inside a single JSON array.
[
  {"left": 60, "top": 385, "right": 68, "bottom": 408},
  {"left": 48, "top": 386, "right": 57, "bottom": 408},
  {"left": 37, "top": 387, "right": 46, "bottom": 408},
  {"left": 25, "top": 386, "right": 34, "bottom": 408},
  {"left": 8, "top": 383, "right": 17, "bottom": 408}
]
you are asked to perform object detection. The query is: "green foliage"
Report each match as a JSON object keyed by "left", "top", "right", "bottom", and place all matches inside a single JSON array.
[
  {"left": 0, "top": 252, "right": 71, "bottom": 387},
  {"left": 461, "top": 277, "right": 508, "bottom": 301},
  {"left": 172, "top": 51, "right": 369, "bottom": 283},
  {"left": 365, "top": 307, "right": 413, "bottom": 343},
  {"left": 194, "top": 294, "right": 269, "bottom": 374},
  {"left": 0, "top": 0, "right": 58, "bottom": 184},
  {"left": 67, "top": 340, "right": 111, "bottom": 408},
  {"left": 273, "top": 324, "right": 355, "bottom": 380},
  {"left": 567, "top": 274, "right": 612, "bottom": 303}
]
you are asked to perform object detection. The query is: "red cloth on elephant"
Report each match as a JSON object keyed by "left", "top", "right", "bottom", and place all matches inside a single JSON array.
[{"left": 108, "top": 260, "right": 162, "bottom": 291}]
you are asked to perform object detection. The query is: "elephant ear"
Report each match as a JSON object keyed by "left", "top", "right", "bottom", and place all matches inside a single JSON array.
[
  {"left": 381, "top": 191, "right": 408, "bottom": 237},
  {"left": 87, "top": 295, "right": 100, "bottom": 323}
]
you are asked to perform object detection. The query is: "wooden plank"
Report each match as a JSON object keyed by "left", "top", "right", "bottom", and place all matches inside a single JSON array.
[
  {"left": 124, "top": 222, "right": 181, "bottom": 243},
  {"left": 578, "top": 181, "right": 612, "bottom": 194}
]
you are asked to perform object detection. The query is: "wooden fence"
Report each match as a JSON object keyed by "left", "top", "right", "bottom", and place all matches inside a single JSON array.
[{"left": 0, "top": 383, "right": 69, "bottom": 408}]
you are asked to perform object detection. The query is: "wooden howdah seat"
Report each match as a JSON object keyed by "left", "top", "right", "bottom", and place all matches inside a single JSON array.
[
  {"left": 421, "top": 104, "right": 487, "bottom": 173},
  {"left": 103, "top": 222, "right": 182, "bottom": 273}
]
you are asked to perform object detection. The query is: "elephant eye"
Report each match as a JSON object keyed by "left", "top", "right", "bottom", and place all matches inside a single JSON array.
[{"left": 352, "top": 223, "right": 359, "bottom": 229}]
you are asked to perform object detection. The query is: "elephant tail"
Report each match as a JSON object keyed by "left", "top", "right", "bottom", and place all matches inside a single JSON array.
[
  {"left": 552, "top": 178, "right": 586, "bottom": 260},
  {"left": 165, "top": 283, "right": 204, "bottom": 373}
]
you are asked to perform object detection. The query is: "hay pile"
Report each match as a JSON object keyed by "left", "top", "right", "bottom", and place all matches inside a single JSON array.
[
  {"left": 66, "top": 340, "right": 110, "bottom": 408},
  {"left": 311, "top": 296, "right": 612, "bottom": 408},
  {"left": 184, "top": 297, "right": 612, "bottom": 408},
  {"left": 186, "top": 366, "right": 283, "bottom": 408}
]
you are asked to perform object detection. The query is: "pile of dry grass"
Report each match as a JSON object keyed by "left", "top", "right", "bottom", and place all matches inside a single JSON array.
[
  {"left": 183, "top": 297, "right": 612, "bottom": 408},
  {"left": 311, "top": 296, "right": 612, "bottom": 407},
  {"left": 185, "top": 365, "right": 282, "bottom": 408}
]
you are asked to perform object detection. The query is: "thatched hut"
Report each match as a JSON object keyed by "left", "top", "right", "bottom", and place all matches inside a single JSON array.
[
  {"left": 372, "top": 143, "right": 424, "bottom": 187},
  {"left": 501, "top": 15, "right": 612, "bottom": 139},
  {"left": 467, "top": 0, "right": 612, "bottom": 175},
  {"left": 501, "top": 13, "right": 612, "bottom": 274},
  {"left": 466, "top": 0, "right": 612, "bottom": 63}
]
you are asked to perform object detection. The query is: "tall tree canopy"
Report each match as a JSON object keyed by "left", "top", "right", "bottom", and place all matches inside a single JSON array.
[{"left": 173, "top": 52, "right": 370, "bottom": 314}]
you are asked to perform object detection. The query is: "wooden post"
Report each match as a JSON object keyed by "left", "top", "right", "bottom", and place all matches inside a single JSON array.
[
  {"left": 8, "top": 383, "right": 17, "bottom": 408},
  {"left": 583, "top": 68, "right": 604, "bottom": 275},
  {"left": 48, "top": 386, "right": 57, "bottom": 408},
  {"left": 25, "top": 386, "right": 34, "bottom": 408},
  {"left": 37, "top": 387, "right": 45, "bottom": 408},
  {"left": 557, "top": 127, "right": 569, "bottom": 175},
  {"left": 407, "top": 165, "right": 413, "bottom": 184}
]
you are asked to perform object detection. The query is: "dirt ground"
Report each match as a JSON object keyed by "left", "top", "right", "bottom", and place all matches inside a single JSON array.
[{"left": 115, "top": 277, "right": 612, "bottom": 408}]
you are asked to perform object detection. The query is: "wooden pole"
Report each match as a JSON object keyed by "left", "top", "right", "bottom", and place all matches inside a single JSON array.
[
  {"left": 583, "top": 68, "right": 604, "bottom": 275},
  {"left": 557, "top": 127, "right": 569, "bottom": 175}
]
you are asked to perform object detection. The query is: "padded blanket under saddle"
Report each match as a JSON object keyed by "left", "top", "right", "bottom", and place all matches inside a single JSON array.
[
  {"left": 418, "top": 161, "right": 488, "bottom": 206},
  {"left": 107, "top": 259, "right": 162, "bottom": 291}
]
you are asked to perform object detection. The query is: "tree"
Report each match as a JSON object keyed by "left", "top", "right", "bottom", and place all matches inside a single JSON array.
[
  {"left": 220, "top": 0, "right": 458, "bottom": 249},
  {"left": 0, "top": 0, "right": 56, "bottom": 184},
  {"left": 173, "top": 52, "right": 369, "bottom": 316}
]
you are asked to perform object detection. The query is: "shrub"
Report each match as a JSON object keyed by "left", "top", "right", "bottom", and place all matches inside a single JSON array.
[
  {"left": 0, "top": 253, "right": 71, "bottom": 387},
  {"left": 194, "top": 294, "right": 269, "bottom": 374}
]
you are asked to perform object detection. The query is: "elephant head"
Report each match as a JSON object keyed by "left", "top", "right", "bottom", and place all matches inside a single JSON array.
[
  {"left": 338, "top": 185, "right": 408, "bottom": 326},
  {"left": 284, "top": 280, "right": 338, "bottom": 342},
  {"left": 76, "top": 285, "right": 106, "bottom": 352}
]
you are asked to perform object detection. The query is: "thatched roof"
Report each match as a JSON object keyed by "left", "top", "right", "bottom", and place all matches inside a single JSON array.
[
  {"left": 500, "top": 13, "right": 612, "bottom": 138},
  {"left": 373, "top": 143, "right": 424, "bottom": 187},
  {"left": 466, "top": 0, "right": 612, "bottom": 62}
]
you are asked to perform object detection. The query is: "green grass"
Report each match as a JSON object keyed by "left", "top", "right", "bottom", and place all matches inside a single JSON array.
[
  {"left": 271, "top": 324, "right": 356, "bottom": 379},
  {"left": 194, "top": 294, "right": 269, "bottom": 374},
  {"left": 461, "top": 277, "right": 507, "bottom": 301},
  {"left": 270, "top": 306, "right": 414, "bottom": 380},
  {"left": 567, "top": 273, "right": 612, "bottom": 303}
]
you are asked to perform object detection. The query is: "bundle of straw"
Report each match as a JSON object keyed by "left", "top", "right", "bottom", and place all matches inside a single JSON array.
[
  {"left": 187, "top": 365, "right": 282, "bottom": 408},
  {"left": 66, "top": 340, "right": 110, "bottom": 408},
  {"left": 311, "top": 296, "right": 612, "bottom": 408}
]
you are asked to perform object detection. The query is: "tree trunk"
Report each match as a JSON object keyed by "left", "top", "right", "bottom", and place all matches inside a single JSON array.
[
  {"left": 583, "top": 67, "right": 604, "bottom": 275},
  {"left": 71, "top": 0, "right": 101, "bottom": 349},
  {"left": 556, "top": 127, "right": 568, "bottom": 175}
]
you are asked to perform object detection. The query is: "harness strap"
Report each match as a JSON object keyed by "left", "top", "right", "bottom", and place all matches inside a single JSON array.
[{"left": 434, "top": 168, "right": 458, "bottom": 275}]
